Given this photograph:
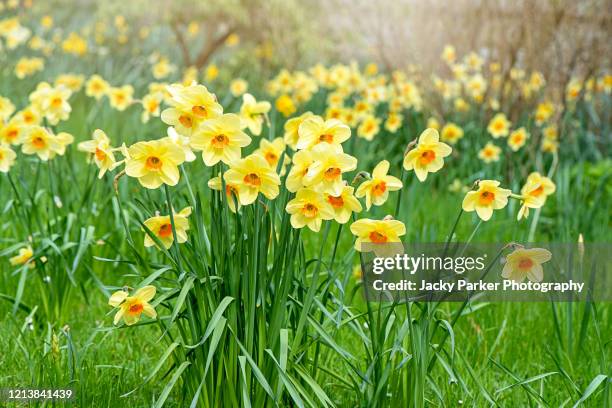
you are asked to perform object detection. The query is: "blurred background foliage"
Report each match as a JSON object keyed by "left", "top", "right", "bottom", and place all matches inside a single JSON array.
[{"left": 26, "top": 0, "right": 611, "bottom": 96}]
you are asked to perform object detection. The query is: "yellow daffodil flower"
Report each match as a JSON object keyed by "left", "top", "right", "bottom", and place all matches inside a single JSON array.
[
  {"left": 283, "top": 111, "right": 314, "bottom": 150},
  {"left": 9, "top": 246, "right": 34, "bottom": 268},
  {"left": 125, "top": 139, "right": 186, "bottom": 189},
  {"left": 143, "top": 207, "right": 191, "bottom": 249},
  {"left": 0, "top": 119, "right": 25, "bottom": 145},
  {"left": 108, "top": 85, "right": 134, "bottom": 111},
  {"left": 254, "top": 137, "right": 290, "bottom": 173},
  {"left": 239, "top": 93, "right": 271, "bottom": 136},
  {"left": 224, "top": 153, "right": 280, "bottom": 205},
  {"left": 487, "top": 113, "right": 511, "bottom": 138},
  {"left": 357, "top": 115, "right": 381, "bottom": 140},
  {"left": 21, "top": 126, "right": 61, "bottom": 161},
  {"left": 0, "top": 143, "right": 16, "bottom": 172},
  {"left": 285, "top": 188, "right": 335, "bottom": 232},
  {"left": 403, "top": 128, "right": 452, "bottom": 182},
  {"left": 296, "top": 115, "right": 351, "bottom": 150},
  {"left": 517, "top": 172, "right": 556, "bottom": 220},
  {"left": 440, "top": 123, "right": 464, "bottom": 145},
  {"left": 502, "top": 247, "right": 552, "bottom": 282},
  {"left": 302, "top": 144, "right": 357, "bottom": 196},
  {"left": 77, "top": 129, "right": 118, "bottom": 178},
  {"left": 229, "top": 79, "right": 248, "bottom": 97},
  {"left": 508, "top": 127, "right": 529, "bottom": 151},
  {"left": 462, "top": 180, "right": 511, "bottom": 221},
  {"left": 478, "top": 142, "right": 502, "bottom": 163},
  {"left": 208, "top": 175, "right": 241, "bottom": 212},
  {"left": 350, "top": 218, "right": 406, "bottom": 252},
  {"left": 161, "top": 83, "right": 223, "bottom": 136},
  {"left": 275, "top": 95, "right": 296, "bottom": 117},
  {"left": 190, "top": 113, "right": 251, "bottom": 166},
  {"left": 384, "top": 113, "right": 403, "bottom": 133},
  {"left": 286, "top": 149, "right": 314, "bottom": 193},
  {"left": 85, "top": 74, "right": 110, "bottom": 99},
  {"left": 108, "top": 286, "right": 157, "bottom": 326},
  {"left": 141, "top": 93, "right": 163, "bottom": 123},
  {"left": 326, "top": 185, "right": 362, "bottom": 224},
  {"left": 356, "top": 160, "right": 403, "bottom": 209}
]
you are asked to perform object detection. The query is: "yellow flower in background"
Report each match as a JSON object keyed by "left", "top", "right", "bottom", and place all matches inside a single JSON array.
[
  {"left": 565, "top": 79, "right": 582, "bottom": 101},
  {"left": 143, "top": 207, "right": 192, "bottom": 249},
  {"left": 225, "top": 33, "right": 240, "bottom": 47},
  {"left": 487, "top": 113, "right": 511, "bottom": 138},
  {"left": 161, "top": 83, "right": 223, "bottom": 136},
  {"left": 240, "top": 93, "right": 271, "bottom": 136},
  {"left": 464, "top": 52, "right": 483, "bottom": 71},
  {"left": 426, "top": 117, "right": 440, "bottom": 130},
  {"left": 254, "top": 137, "right": 290, "bottom": 172},
  {"left": 364, "top": 63, "right": 378, "bottom": 76},
  {"left": 205, "top": 64, "right": 219, "bottom": 82},
  {"left": 283, "top": 111, "right": 314, "bottom": 150},
  {"left": 108, "top": 286, "right": 157, "bottom": 326},
  {"left": 502, "top": 247, "right": 551, "bottom": 283},
  {"left": 85, "top": 75, "right": 110, "bottom": 100},
  {"left": 478, "top": 142, "right": 502, "bottom": 163},
  {"left": 40, "top": 15, "right": 53, "bottom": 29},
  {"left": 181, "top": 66, "right": 198, "bottom": 86},
  {"left": 21, "top": 126, "right": 61, "bottom": 161},
  {"left": 0, "top": 96, "right": 16, "bottom": 122},
  {"left": 441, "top": 45, "right": 456, "bottom": 64},
  {"left": 543, "top": 125, "right": 558, "bottom": 141},
  {"left": 286, "top": 148, "right": 314, "bottom": 193},
  {"left": 190, "top": 113, "right": 251, "bottom": 166},
  {"left": 0, "top": 144, "right": 17, "bottom": 172},
  {"left": 141, "top": 93, "right": 163, "bottom": 123},
  {"left": 62, "top": 32, "right": 87, "bottom": 56},
  {"left": 275, "top": 95, "right": 296, "bottom": 117},
  {"left": 356, "top": 160, "right": 403, "bottom": 210},
  {"left": 384, "top": 112, "right": 402, "bottom": 133},
  {"left": 296, "top": 115, "right": 351, "bottom": 150},
  {"left": 454, "top": 97, "right": 469, "bottom": 112},
  {"left": 286, "top": 188, "right": 334, "bottom": 232},
  {"left": 230, "top": 78, "right": 248, "bottom": 97},
  {"left": 224, "top": 153, "right": 280, "bottom": 205},
  {"left": 508, "top": 127, "right": 529, "bottom": 151},
  {"left": 534, "top": 101, "right": 554, "bottom": 125},
  {"left": 350, "top": 218, "right": 406, "bottom": 252},
  {"left": 466, "top": 74, "right": 487, "bottom": 99},
  {"left": 541, "top": 138, "right": 558, "bottom": 154},
  {"left": 303, "top": 143, "right": 357, "bottom": 196},
  {"left": 125, "top": 139, "right": 186, "bottom": 189},
  {"left": 462, "top": 180, "right": 511, "bottom": 221},
  {"left": 54, "top": 74, "right": 85, "bottom": 92},
  {"left": 403, "top": 128, "right": 452, "bottom": 182},
  {"left": 208, "top": 175, "right": 241, "bottom": 212},
  {"left": 440, "top": 123, "right": 464, "bottom": 145},
  {"left": 14, "top": 57, "right": 44, "bottom": 79},
  {"left": 357, "top": 115, "right": 381, "bottom": 140},
  {"left": 77, "top": 129, "right": 117, "bottom": 178},
  {"left": 9, "top": 245, "right": 35, "bottom": 268},
  {"left": 152, "top": 57, "right": 175, "bottom": 80},
  {"left": 14, "top": 106, "right": 41, "bottom": 126},
  {"left": 0, "top": 119, "right": 25, "bottom": 145},
  {"left": 29, "top": 83, "right": 72, "bottom": 125},
  {"left": 326, "top": 185, "right": 362, "bottom": 224},
  {"left": 108, "top": 85, "right": 134, "bottom": 111}
]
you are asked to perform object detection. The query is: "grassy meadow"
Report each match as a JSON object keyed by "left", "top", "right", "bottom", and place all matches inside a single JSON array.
[{"left": 0, "top": 1, "right": 610, "bottom": 407}]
